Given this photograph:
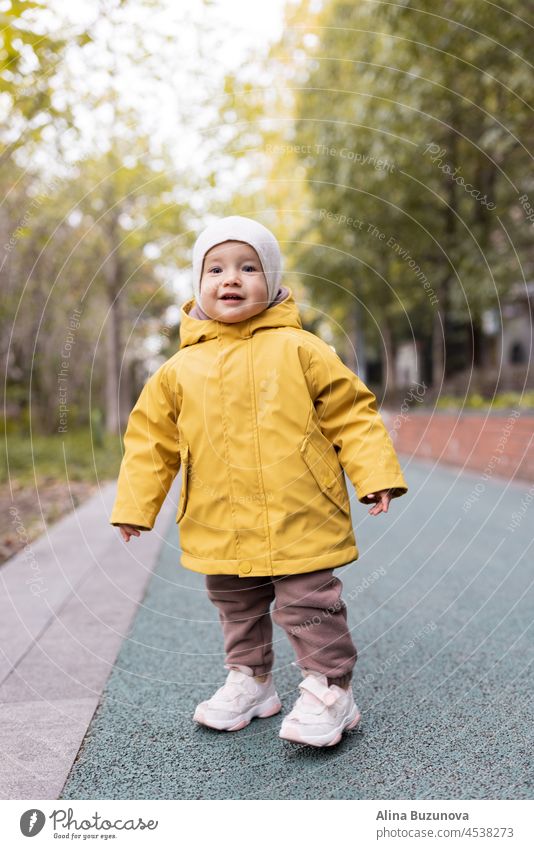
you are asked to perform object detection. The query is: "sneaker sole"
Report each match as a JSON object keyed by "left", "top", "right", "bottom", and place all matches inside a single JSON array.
[
  {"left": 194, "top": 694, "right": 282, "bottom": 732},
  {"left": 279, "top": 706, "right": 362, "bottom": 747}
]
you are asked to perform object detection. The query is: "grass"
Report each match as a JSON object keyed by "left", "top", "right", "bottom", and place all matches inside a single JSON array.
[{"left": 1, "top": 426, "right": 124, "bottom": 486}]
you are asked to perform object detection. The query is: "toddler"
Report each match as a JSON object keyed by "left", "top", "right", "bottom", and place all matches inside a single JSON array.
[{"left": 111, "top": 215, "right": 408, "bottom": 747}]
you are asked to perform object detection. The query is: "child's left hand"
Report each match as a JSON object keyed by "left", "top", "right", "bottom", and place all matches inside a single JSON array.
[{"left": 363, "top": 489, "right": 392, "bottom": 515}]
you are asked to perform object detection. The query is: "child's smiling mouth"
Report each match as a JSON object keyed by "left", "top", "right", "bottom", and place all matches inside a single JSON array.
[{"left": 220, "top": 293, "right": 245, "bottom": 301}]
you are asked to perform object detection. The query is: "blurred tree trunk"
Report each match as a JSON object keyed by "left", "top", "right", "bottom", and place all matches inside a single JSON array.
[
  {"left": 382, "top": 318, "right": 396, "bottom": 393},
  {"left": 346, "top": 299, "right": 367, "bottom": 381},
  {"left": 103, "top": 216, "right": 130, "bottom": 435},
  {"left": 432, "top": 125, "right": 457, "bottom": 387},
  {"left": 105, "top": 302, "right": 123, "bottom": 436}
]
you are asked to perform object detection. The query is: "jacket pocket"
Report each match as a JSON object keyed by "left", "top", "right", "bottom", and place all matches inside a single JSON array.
[
  {"left": 176, "top": 442, "right": 190, "bottom": 523},
  {"left": 300, "top": 427, "right": 350, "bottom": 515}
]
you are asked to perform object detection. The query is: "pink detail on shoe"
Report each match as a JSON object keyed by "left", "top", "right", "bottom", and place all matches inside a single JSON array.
[
  {"left": 259, "top": 701, "right": 282, "bottom": 718},
  {"left": 279, "top": 706, "right": 362, "bottom": 747},
  {"left": 347, "top": 711, "right": 362, "bottom": 730},
  {"left": 228, "top": 719, "right": 249, "bottom": 731},
  {"left": 193, "top": 669, "right": 282, "bottom": 731}
]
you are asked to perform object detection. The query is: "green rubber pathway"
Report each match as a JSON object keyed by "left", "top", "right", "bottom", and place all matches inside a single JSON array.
[{"left": 61, "top": 456, "right": 534, "bottom": 799}]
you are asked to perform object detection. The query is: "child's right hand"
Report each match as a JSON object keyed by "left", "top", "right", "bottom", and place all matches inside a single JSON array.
[{"left": 118, "top": 524, "right": 144, "bottom": 542}]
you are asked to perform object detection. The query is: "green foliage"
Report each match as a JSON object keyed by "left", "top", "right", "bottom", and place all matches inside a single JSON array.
[
  {"left": 436, "top": 391, "right": 534, "bottom": 410},
  {"left": 255, "top": 0, "right": 534, "bottom": 378},
  {"left": 0, "top": 0, "right": 89, "bottom": 161},
  {"left": 0, "top": 425, "right": 124, "bottom": 485},
  {"left": 1, "top": 137, "right": 189, "bottom": 434}
]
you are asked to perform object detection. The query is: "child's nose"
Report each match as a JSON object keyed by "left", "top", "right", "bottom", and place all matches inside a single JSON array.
[{"left": 223, "top": 269, "right": 242, "bottom": 284}]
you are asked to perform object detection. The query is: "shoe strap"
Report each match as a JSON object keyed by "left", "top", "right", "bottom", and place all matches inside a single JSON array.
[
  {"left": 225, "top": 669, "right": 252, "bottom": 686},
  {"left": 299, "top": 675, "right": 339, "bottom": 706}
]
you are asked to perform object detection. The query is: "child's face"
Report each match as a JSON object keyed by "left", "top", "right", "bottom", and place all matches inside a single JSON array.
[{"left": 199, "top": 241, "right": 269, "bottom": 323}]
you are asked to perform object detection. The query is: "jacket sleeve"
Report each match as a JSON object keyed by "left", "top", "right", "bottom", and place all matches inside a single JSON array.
[
  {"left": 308, "top": 340, "right": 408, "bottom": 504},
  {"left": 109, "top": 364, "right": 181, "bottom": 530}
]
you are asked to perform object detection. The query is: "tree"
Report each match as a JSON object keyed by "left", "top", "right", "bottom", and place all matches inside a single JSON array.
[
  {"left": 288, "top": 0, "right": 534, "bottom": 389},
  {"left": 77, "top": 140, "right": 188, "bottom": 433},
  {"left": 0, "top": 0, "right": 89, "bottom": 168}
]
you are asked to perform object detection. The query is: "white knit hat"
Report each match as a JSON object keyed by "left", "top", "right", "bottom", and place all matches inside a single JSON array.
[{"left": 192, "top": 215, "right": 282, "bottom": 306}]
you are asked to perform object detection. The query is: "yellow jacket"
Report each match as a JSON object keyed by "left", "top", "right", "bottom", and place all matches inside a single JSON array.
[{"left": 110, "top": 288, "right": 408, "bottom": 577}]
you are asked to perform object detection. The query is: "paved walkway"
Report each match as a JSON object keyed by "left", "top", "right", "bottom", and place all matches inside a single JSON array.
[
  {"left": 0, "top": 482, "right": 177, "bottom": 799},
  {"left": 55, "top": 455, "right": 533, "bottom": 800}
]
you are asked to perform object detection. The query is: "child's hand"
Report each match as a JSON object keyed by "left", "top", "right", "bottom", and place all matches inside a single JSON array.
[
  {"left": 118, "top": 524, "right": 143, "bottom": 542},
  {"left": 363, "top": 489, "right": 392, "bottom": 516}
]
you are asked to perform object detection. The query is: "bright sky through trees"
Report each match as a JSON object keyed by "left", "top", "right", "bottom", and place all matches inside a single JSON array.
[{"left": 28, "top": 0, "right": 288, "bottom": 178}]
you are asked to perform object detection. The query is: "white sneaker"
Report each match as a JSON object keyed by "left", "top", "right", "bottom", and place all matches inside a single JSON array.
[
  {"left": 279, "top": 671, "right": 361, "bottom": 747},
  {"left": 193, "top": 666, "right": 282, "bottom": 732}
]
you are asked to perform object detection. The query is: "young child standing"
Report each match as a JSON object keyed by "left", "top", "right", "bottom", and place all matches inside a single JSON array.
[{"left": 110, "top": 215, "right": 408, "bottom": 747}]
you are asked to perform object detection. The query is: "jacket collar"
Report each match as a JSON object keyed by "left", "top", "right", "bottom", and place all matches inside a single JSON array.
[{"left": 179, "top": 287, "right": 302, "bottom": 348}]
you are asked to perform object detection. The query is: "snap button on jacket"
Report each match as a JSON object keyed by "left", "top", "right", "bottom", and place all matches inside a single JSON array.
[{"left": 110, "top": 289, "right": 408, "bottom": 577}]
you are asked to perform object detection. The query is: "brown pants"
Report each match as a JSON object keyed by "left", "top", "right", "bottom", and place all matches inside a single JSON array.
[{"left": 205, "top": 568, "right": 357, "bottom": 688}]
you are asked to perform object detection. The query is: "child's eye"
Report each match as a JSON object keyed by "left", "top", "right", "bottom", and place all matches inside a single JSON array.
[
  {"left": 243, "top": 265, "right": 256, "bottom": 272},
  {"left": 208, "top": 266, "right": 222, "bottom": 273}
]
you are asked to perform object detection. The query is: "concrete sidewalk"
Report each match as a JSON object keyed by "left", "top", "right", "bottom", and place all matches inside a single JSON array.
[
  {"left": 0, "top": 479, "right": 178, "bottom": 799},
  {"left": 59, "top": 456, "right": 533, "bottom": 799}
]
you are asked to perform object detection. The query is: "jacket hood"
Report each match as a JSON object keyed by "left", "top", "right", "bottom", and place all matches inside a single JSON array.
[{"left": 178, "top": 286, "right": 303, "bottom": 349}]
